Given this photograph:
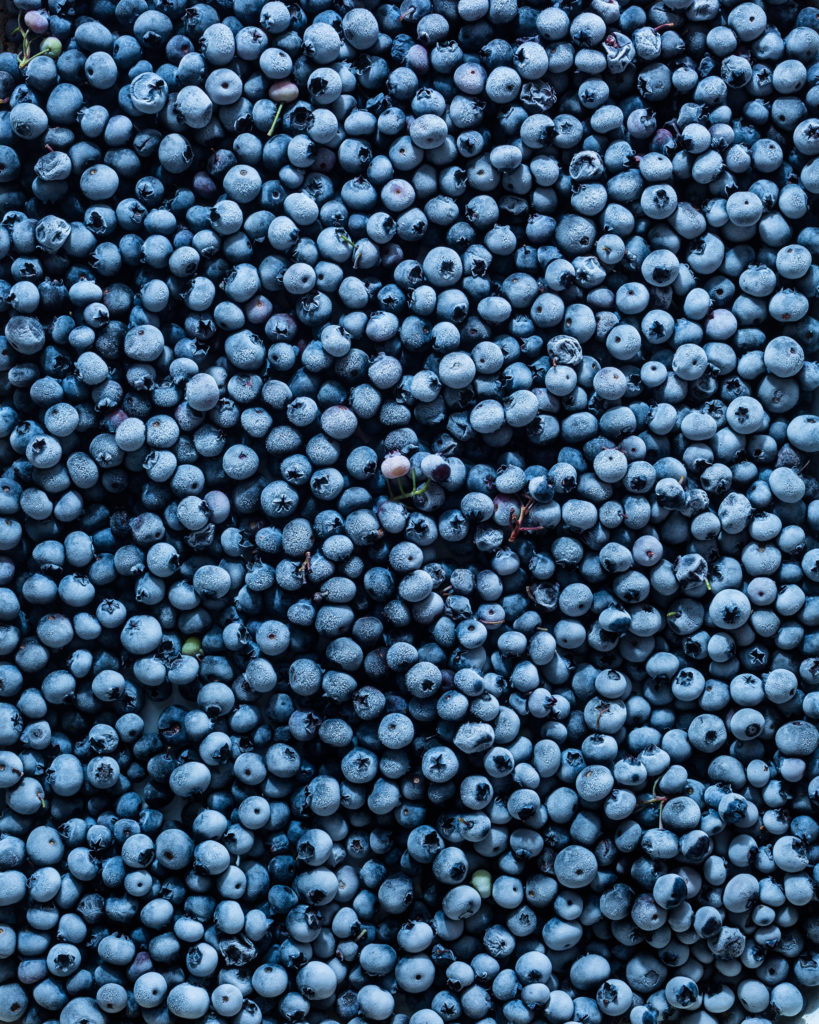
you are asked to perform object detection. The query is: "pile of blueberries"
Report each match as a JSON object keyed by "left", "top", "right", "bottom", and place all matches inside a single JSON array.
[{"left": 1, "top": 0, "right": 819, "bottom": 1020}]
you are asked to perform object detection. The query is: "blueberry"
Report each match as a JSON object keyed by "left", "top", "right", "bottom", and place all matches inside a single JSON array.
[{"left": 1, "top": 1, "right": 819, "bottom": 1020}]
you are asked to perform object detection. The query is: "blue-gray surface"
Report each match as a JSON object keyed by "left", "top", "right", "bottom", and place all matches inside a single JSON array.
[{"left": 0, "top": 0, "right": 818, "bottom": 1023}]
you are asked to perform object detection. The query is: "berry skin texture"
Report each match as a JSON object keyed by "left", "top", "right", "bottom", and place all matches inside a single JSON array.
[{"left": 1, "top": 0, "right": 819, "bottom": 1022}]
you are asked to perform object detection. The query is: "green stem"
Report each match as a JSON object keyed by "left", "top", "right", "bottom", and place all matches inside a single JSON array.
[
  {"left": 19, "top": 49, "right": 46, "bottom": 68},
  {"left": 16, "top": 22, "right": 32, "bottom": 66},
  {"left": 386, "top": 469, "right": 429, "bottom": 504},
  {"left": 267, "top": 103, "right": 285, "bottom": 136}
]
